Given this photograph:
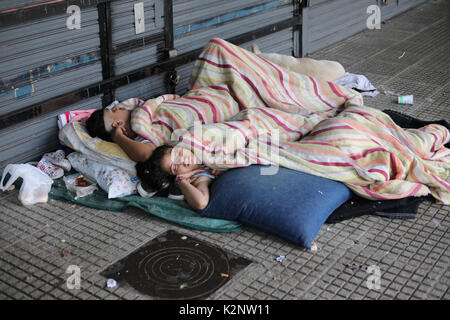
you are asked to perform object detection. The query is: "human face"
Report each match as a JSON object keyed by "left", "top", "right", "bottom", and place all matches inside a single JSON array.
[
  {"left": 103, "top": 105, "right": 132, "bottom": 134},
  {"left": 161, "top": 147, "right": 201, "bottom": 176}
]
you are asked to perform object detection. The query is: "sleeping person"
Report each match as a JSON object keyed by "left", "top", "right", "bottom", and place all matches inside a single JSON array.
[
  {"left": 85, "top": 84, "right": 243, "bottom": 163},
  {"left": 85, "top": 38, "right": 449, "bottom": 206},
  {"left": 135, "top": 145, "right": 225, "bottom": 210},
  {"left": 135, "top": 106, "right": 450, "bottom": 209},
  {"left": 84, "top": 38, "right": 350, "bottom": 164},
  {"left": 86, "top": 104, "right": 155, "bottom": 163}
]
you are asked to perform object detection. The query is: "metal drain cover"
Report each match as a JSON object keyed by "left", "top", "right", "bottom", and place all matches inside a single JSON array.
[{"left": 101, "top": 230, "right": 251, "bottom": 299}]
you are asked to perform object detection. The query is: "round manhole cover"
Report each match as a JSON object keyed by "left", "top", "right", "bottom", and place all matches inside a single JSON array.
[{"left": 102, "top": 230, "right": 234, "bottom": 299}]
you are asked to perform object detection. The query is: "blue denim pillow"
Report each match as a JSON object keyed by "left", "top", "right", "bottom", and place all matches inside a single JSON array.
[{"left": 199, "top": 165, "right": 352, "bottom": 248}]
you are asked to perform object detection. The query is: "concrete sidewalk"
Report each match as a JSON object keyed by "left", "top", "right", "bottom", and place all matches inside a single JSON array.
[{"left": 1, "top": 0, "right": 448, "bottom": 300}]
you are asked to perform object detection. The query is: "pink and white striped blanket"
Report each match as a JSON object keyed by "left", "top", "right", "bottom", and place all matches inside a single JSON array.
[{"left": 131, "top": 38, "right": 450, "bottom": 204}]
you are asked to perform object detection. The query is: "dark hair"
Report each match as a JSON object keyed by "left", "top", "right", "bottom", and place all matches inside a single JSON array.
[
  {"left": 85, "top": 109, "right": 113, "bottom": 142},
  {"left": 135, "top": 145, "right": 173, "bottom": 192}
]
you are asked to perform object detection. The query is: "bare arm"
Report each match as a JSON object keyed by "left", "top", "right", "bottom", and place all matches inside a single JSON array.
[
  {"left": 111, "top": 127, "right": 155, "bottom": 162},
  {"left": 177, "top": 176, "right": 212, "bottom": 210}
]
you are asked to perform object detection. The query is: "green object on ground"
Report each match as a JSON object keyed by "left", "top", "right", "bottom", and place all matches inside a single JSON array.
[{"left": 48, "top": 178, "right": 242, "bottom": 233}]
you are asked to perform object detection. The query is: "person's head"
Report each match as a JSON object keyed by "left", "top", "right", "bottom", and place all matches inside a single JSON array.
[
  {"left": 135, "top": 145, "right": 200, "bottom": 191},
  {"left": 86, "top": 105, "right": 135, "bottom": 141}
]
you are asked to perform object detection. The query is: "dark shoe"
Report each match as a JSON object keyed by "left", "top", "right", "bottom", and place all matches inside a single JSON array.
[
  {"left": 373, "top": 209, "right": 416, "bottom": 220},
  {"left": 168, "top": 183, "right": 184, "bottom": 200},
  {"left": 373, "top": 195, "right": 432, "bottom": 220},
  {"left": 326, "top": 195, "right": 427, "bottom": 224}
]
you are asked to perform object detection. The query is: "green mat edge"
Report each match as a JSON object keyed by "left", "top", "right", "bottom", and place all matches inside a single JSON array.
[{"left": 48, "top": 178, "right": 243, "bottom": 233}]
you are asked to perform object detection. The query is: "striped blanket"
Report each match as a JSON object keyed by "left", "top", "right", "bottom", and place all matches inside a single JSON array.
[
  {"left": 132, "top": 38, "right": 450, "bottom": 204},
  {"left": 130, "top": 87, "right": 242, "bottom": 146}
]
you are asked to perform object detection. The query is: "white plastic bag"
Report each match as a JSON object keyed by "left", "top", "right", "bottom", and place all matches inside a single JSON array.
[
  {"left": 63, "top": 173, "right": 98, "bottom": 199},
  {"left": 0, "top": 164, "right": 53, "bottom": 206}
]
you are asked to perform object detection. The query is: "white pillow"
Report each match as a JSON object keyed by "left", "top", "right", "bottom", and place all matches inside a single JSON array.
[
  {"left": 59, "top": 122, "right": 137, "bottom": 176},
  {"left": 67, "top": 152, "right": 138, "bottom": 198}
]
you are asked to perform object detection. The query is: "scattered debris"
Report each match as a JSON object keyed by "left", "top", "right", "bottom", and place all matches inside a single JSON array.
[
  {"left": 6, "top": 184, "right": 15, "bottom": 191},
  {"left": 379, "top": 85, "right": 401, "bottom": 97},
  {"left": 310, "top": 242, "right": 318, "bottom": 252},
  {"left": 276, "top": 255, "right": 286, "bottom": 263},
  {"left": 220, "top": 273, "right": 229, "bottom": 278},
  {"left": 179, "top": 283, "right": 190, "bottom": 289},
  {"left": 398, "top": 95, "right": 414, "bottom": 105},
  {"left": 326, "top": 226, "right": 332, "bottom": 232},
  {"left": 398, "top": 51, "right": 406, "bottom": 59},
  {"left": 106, "top": 278, "right": 117, "bottom": 288},
  {"left": 345, "top": 263, "right": 368, "bottom": 272},
  {"left": 60, "top": 249, "right": 69, "bottom": 257},
  {"left": 318, "top": 190, "right": 324, "bottom": 195},
  {"left": 251, "top": 43, "right": 261, "bottom": 54},
  {"left": 63, "top": 173, "right": 97, "bottom": 199},
  {"left": 426, "top": 98, "right": 434, "bottom": 103},
  {"left": 385, "top": 89, "right": 399, "bottom": 96},
  {"left": 25, "top": 276, "right": 31, "bottom": 281},
  {"left": 430, "top": 218, "right": 441, "bottom": 228}
]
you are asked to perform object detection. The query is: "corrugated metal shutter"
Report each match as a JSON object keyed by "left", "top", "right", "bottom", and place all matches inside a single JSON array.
[
  {"left": 0, "top": 1, "right": 51, "bottom": 11},
  {"left": 0, "top": 96, "right": 102, "bottom": 169},
  {"left": 0, "top": 0, "right": 298, "bottom": 171},
  {"left": 115, "top": 73, "right": 167, "bottom": 101},
  {"left": 302, "top": 0, "right": 375, "bottom": 56},
  {"left": 381, "top": 0, "right": 427, "bottom": 20},
  {"left": 173, "top": 0, "right": 295, "bottom": 94},
  {"left": 175, "top": 28, "right": 295, "bottom": 95},
  {"left": 0, "top": 6, "right": 103, "bottom": 171},
  {"left": 379, "top": 0, "right": 401, "bottom": 20},
  {"left": 397, "top": 0, "right": 427, "bottom": 11},
  {"left": 173, "top": 0, "right": 294, "bottom": 55},
  {"left": 302, "top": 0, "right": 428, "bottom": 56},
  {"left": 0, "top": 8, "right": 102, "bottom": 113},
  {"left": 111, "top": 0, "right": 165, "bottom": 76},
  {"left": 175, "top": 61, "right": 196, "bottom": 95}
]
